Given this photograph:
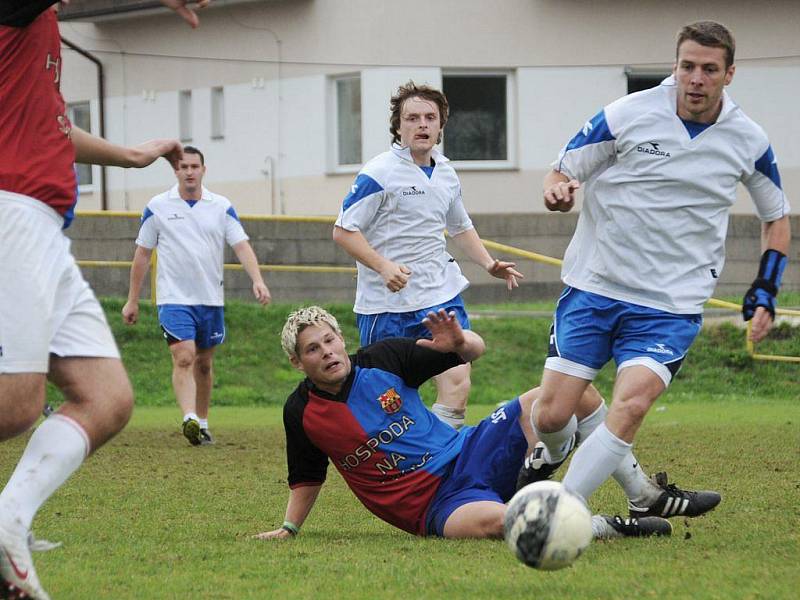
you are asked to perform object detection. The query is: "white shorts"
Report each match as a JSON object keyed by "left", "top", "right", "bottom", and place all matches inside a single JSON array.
[{"left": 0, "top": 192, "right": 120, "bottom": 374}]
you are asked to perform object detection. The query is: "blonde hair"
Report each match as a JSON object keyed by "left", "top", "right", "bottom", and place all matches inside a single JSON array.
[{"left": 281, "top": 306, "right": 343, "bottom": 358}]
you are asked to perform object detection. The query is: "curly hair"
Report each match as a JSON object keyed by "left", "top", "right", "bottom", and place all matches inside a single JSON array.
[
  {"left": 677, "top": 21, "right": 736, "bottom": 69},
  {"left": 389, "top": 81, "right": 449, "bottom": 145},
  {"left": 281, "top": 306, "right": 343, "bottom": 358}
]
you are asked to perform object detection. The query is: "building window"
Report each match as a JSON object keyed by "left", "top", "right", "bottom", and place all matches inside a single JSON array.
[
  {"left": 211, "top": 86, "right": 225, "bottom": 139},
  {"left": 68, "top": 101, "right": 93, "bottom": 187},
  {"left": 179, "top": 90, "right": 192, "bottom": 141},
  {"left": 334, "top": 75, "right": 362, "bottom": 167},
  {"left": 442, "top": 73, "right": 513, "bottom": 164},
  {"left": 626, "top": 69, "right": 671, "bottom": 94}
]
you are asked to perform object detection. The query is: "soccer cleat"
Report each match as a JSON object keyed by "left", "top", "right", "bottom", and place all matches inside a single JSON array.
[
  {"left": 0, "top": 522, "right": 51, "bottom": 600},
  {"left": 629, "top": 472, "right": 722, "bottom": 519},
  {"left": 182, "top": 418, "right": 202, "bottom": 446},
  {"left": 199, "top": 428, "right": 215, "bottom": 446},
  {"left": 515, "top": 436, "right": 575, "bottom": 491},
  {"left": 594, "top": 515, "right": 672, "bottom": 539}
]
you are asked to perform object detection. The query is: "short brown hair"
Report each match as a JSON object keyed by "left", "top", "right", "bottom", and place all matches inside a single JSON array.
[
  {"left": 182, "top": 145, "right": 205, "bottom": 165},
  {"left": 676, "top": 21, "right": 736, "bottom": 69},
  {"left": 389, "top": 81, "right": 449, "bottom": 145}
]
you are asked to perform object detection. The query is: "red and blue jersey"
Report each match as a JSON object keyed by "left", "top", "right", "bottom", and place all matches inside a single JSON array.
[
  {"left": 284, "top": 338, "right": 466, "bottom": 535},
  {"left": 0, "top": 7, "right": 77, "bottom": 220}
]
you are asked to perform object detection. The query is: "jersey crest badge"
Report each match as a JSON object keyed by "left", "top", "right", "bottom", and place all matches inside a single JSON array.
[{"left": 378, "top": 388, "right": 402, "bottom": 414}]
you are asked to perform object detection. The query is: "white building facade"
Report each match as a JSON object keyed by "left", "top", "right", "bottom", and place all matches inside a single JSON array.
[{"left": 58, "top": 0, "right": 800, "bottom": 216}]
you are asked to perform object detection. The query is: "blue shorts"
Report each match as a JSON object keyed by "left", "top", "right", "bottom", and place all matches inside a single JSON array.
[
  {"left": 546, "top": 287, "right": 703, "bottom": 387},
  {"left": 157, "top": 304, "right": 226, "bottom": 350},
  {"left": 425, "top": 398, "right": 528, "bottom": 537},
  {"left": 356, "top": 295, "right": 471, "bottom": 346}
]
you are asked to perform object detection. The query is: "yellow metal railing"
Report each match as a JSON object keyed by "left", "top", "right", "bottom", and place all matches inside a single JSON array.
[{"left": 75, "top": 211, "right": 798, "bottom": 363}]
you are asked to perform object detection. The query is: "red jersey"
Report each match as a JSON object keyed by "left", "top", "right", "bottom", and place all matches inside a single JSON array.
[{"left": 0, "top": 10, "right": 76, "bottom": 215}]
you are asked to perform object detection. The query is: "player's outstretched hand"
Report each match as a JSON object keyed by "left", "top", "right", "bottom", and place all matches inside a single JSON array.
[
  {"left": 253, "top": 281, "right": 272, "bottom": 305},
  {"left": 487, "top": 259, "right": 524, "bottom": 290},
  {"left": 128, "top": 139, "right": 183, "bottom": 170},
  {"left": 121, "top": 300, "right": 139, "bottom": 325},
  {"left": 253, "top": 528, "right": 293, "bottom": 541},
  {"left": 748, "top": 306, "right": 774, "bottom": 343},
  {"left": 417, "top": 309, "right": 465, "bottom": 354},
  {"left": 160, "top": 0, "right": 211, "bottom": 28},
  {"left": 380, "top": 261, "right": 412, "bottom": 293},
  {"left": 544, "top": 179, "right": 580, "bottom": 212}
]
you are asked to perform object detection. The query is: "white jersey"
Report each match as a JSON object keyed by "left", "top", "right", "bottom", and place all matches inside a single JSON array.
[
  {"left": 136, "top": 185, "right": 249, "bottom": 306},
  {"left": 335, "top": 145, "right": 474, "bottom": 314},
  {"left": 556, "top": 76, "right": 789, "bottom": 314}
]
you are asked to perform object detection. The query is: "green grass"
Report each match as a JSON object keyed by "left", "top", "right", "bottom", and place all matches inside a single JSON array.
[
  {"left": 10, "top": 299, "right": 800, "bottom": 598},
  {"left": 1, "top": 401, "right": 797, "bottom": 599}
]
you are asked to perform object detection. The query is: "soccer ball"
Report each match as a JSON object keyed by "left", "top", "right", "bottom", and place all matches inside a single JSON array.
[{"left": 504, "top": 481, "right": 592, "bottom": 570}]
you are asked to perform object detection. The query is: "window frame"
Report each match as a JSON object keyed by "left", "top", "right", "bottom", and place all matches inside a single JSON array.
[
  {"left": 441, "top": 70, "right": 517, "bottom": 171},
  {"left": 211, "top": 86, "right": 225, "bottom": 140},
  {"left": 67, "top": 100, "right": 97, "bottom": 193},
  {"left": 179, "top": 89, "right": 193, "bottom": 142},
  {"left": 327, "top": 73, "right": 363, "bottom": 174}
]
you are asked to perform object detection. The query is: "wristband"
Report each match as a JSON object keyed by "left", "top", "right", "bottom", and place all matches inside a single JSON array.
[
  {"left": 281, "top": 521, "right": 299, "bottom": 536},
  {"left": 742, "top": 249, "right": 787, "bottom": 321}
]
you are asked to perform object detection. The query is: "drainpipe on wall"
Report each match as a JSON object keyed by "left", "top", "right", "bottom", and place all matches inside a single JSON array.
[{"left": 61, "top": 36, "right": 107, "bottom": 210}]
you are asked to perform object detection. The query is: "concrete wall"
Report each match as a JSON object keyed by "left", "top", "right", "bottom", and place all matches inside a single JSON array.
[
  {"left": 68, "top": 213, "right": 800, "bottom": 306},
  {"left": 57, "top": 0, "right": 800, "bottom": 216}
]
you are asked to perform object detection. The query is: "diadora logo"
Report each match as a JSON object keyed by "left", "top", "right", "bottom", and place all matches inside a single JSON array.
[
  {"left": 378, "top": 387, "right": 402, "bottom": 414},
  {"left": 351, "top": 183, "right": 359, "bottom": 194},
  {"left": 581, "top": 120, "right": 594, "bottom": 137},
  {"left": 167, "top": 213, "right": 185, "bottom": 220},
  {"left": 402, "top": 186, "right": 425, "bottom": 196},
  {"left": 210, "top": 331, "right": 224, "bottom": 340},
  {"left": 646, "top": 343, "right": 674, "bottom": 355},
  {"left": 636, "top": 141, "right": 671, "bottom": 158}
]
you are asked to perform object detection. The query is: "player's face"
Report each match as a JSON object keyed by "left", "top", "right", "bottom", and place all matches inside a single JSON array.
[
  {"left": 674, "top": 40, "right": 735, "bottom": 124},
  {"left": 291, "top": 324, "right": 351, "bottom": 394},
  {"left": 398, "top": 97, "right": 442, "bottom": 164},
  {"left": 175, "top": 153, "right": 206, "bottom": 195}
]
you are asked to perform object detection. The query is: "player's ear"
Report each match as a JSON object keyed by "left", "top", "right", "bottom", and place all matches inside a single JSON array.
[
  {"left": 724, "top": 64, "right": 735, "bottom": 86},
  {"left": 289, "top": 355, "right": 305, "bottom": 373}
]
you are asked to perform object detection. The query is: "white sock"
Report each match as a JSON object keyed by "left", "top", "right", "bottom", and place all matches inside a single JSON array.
[
  {"left": 0, "top": 415, "right": 89, "bottom": 533},
  {"left": 199, "top": 419, "right": 208, "bottom": 429},
  {"left": 531, "top": 402, "right": 577, "bottom": 463},
  {"left": 576, "top": 400, "right": 606, "bottom": 443},
  {"left": 612, "top": 455, "right": 661, "bottom": 506},
  {"left": 576, "top": 402, "right": 658, "bottom": 505},
  {"left": 562, "top": 423, "right": 631, "bottom": 502},
  {"left": 183, "top": 412, "right": 199, "bottom": 423}
]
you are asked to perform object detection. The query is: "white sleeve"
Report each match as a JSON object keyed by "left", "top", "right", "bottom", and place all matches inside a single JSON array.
[
  {"left": 445, "top": 185, "right": 473, "bottom": 235},
  {"left": 224, "top": 204, "right": 249, "bottom": 245},
  {"left": 135, "top": 204, "right": 158, "bottom": 249},
  {"left": 742, "top": 144, "right": 790, "bottom": 222},
  {"left": 335, "top": 172, "right": 385, "bottom": 232},
  {"left": 553, "top": 109, "right": 617, "bottom": 182}
]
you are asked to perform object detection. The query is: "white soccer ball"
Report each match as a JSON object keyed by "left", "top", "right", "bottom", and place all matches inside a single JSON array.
[{"left": 504, "top": 481, "right": 592, "bottom": 570}]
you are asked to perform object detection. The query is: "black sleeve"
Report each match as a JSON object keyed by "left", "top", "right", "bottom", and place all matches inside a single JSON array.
[
  {"left": 0, "top": 0, "right": 58, "bottom": 27},
  {"left": 356, "top": 338, "right": 465, "bottom": 389},
  {"left": 283, "top": 386, "right": 328, "bottom": 488}
]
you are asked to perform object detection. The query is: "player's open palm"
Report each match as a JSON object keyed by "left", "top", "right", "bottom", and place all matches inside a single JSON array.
[{"left": 418, "top": 309, "right": 465, "bottom": 353}]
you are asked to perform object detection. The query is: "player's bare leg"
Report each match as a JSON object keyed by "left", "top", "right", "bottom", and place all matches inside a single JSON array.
[
  {"left": 193, "top": 346, "right": 216, "bottom": 445},
  {"left": 443, "top": 501, "right": 505, "bottom": 539},
  {"left": 169, "top": 340, "right": 202, "bottom": 445},
  {"left": 431, "top": 363, "right": 470, "bottom": 428},
  {"left": 0, "top": 358, "right": 132, "bottom": 600},
  {"left": 0, "top": 374, "right": 46, "bottom": 441}
]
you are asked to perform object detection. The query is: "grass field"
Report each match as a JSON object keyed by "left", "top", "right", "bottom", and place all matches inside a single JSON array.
[{"left": 3, "top": 300, "right": 799, "bottom": 599}]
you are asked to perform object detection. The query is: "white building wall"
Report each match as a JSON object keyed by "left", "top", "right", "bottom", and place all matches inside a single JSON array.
[{"left": 58, "top": 0, "right": 800, "bottom": 216}]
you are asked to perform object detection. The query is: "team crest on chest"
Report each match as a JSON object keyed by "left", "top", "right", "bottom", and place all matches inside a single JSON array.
[{"left": 378, "top": 388, "right": 402, "bottom": 414}]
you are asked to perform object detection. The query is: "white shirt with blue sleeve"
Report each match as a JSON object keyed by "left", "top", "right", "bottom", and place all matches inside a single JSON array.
[
  {"left": 555, "top": 76, "right": 789, "bottom": 314},
  {"left": 335, "top": 145, "right": 474, "bottom": 314},
  {"left": 136, "top": 185, "right": 249, "bottom": 306}
]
